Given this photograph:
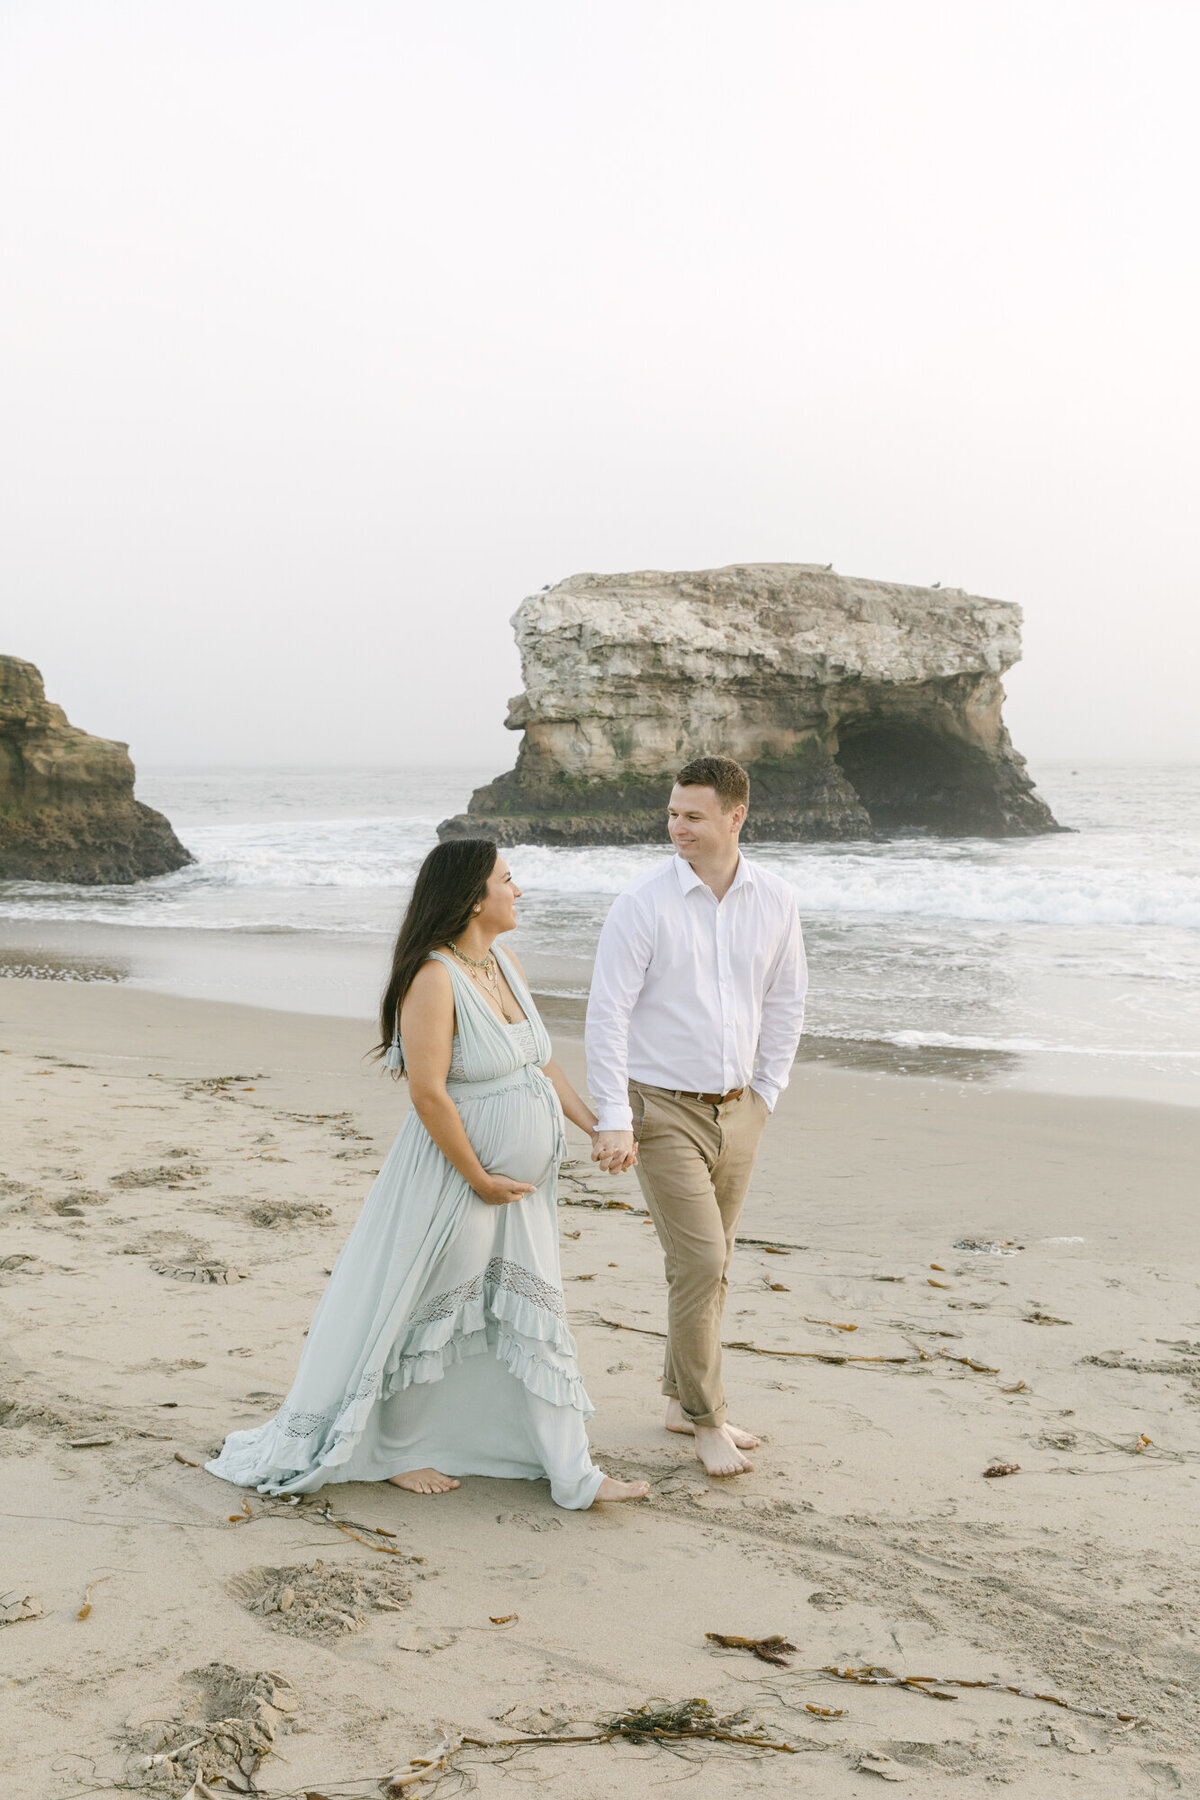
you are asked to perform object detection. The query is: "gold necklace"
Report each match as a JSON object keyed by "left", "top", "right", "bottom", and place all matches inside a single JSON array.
[
  {"left": 447, "top": 942, "right": 519, "bottom": 1023},
  {"left": 448, "top": 940, "right": 495, "bottom": 973}
]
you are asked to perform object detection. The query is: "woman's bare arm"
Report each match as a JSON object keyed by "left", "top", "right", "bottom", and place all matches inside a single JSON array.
[
  {"left": 400, "top": 961, "right": 534, "bottom": 1207},
  {"left": 502, "top": 946, "right": 630, "bottom": 1165},
  {"left": 541, "top": 1056, "right": 599, "bottom": 1138}
]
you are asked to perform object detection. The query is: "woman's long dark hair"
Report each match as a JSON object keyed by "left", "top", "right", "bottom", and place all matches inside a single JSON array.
[{"left": 376, "top": 838, "right": 498, "bottom": 1069}]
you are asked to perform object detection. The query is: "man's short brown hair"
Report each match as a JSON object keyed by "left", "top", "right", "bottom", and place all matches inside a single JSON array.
[{"left": 674, "top": 755, "right": 750, "bottom": 812}]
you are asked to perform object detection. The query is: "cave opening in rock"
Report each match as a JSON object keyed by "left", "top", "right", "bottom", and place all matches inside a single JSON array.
[{"left": 834, "top": 723, "right": 993, "bottom": 835}]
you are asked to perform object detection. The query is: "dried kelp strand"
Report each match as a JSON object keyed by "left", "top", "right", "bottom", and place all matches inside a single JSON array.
[
  {"left": 706, "top": 1631, "right": 797, "bottom": 1667},
  {"left": 385, "top": 1752, "right": 453, "bottom": 1793},
  {"left": 77, "top": 1574, "right": 111, "bottom": 1620},
  {"left": 446, "top": 1697, "right": 797, "bottom": 1756},
  {"left": 815, "top": 1665, "right": 1143, "bottom": 1724},
  {"left": 331, "top": 1520, "right": 406, "bottom": 1554},
  {"left": 598, "top": 1316, "right": 910, "bottom": 1364},
  {"left": 597, "top": 1315, "right": 999, "bottom": 1373}
]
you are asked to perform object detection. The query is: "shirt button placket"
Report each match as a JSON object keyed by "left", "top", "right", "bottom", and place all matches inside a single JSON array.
[{"left": 717, "top": 904, "right": 732, "bottom": 1088}]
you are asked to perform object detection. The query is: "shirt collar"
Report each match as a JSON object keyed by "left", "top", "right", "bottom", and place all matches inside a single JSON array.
[{"left": 673, "top": 852, "right": 754, "bottom": 896}]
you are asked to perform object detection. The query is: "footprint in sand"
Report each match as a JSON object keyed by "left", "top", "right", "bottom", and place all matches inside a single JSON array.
[
  {"left": 247, "top": 1201, "right": 333, "bottom": 1228},
  {"left": 126, "top": 1663, "right": 296, "bottom": 1791},
  {"left": 51, "top": 1192, "right": 109, "bottom": 1215},
  {"left": 110, "top": 1163, "right": 207, "bottom": 1189},
  {"left": 152, "top": 1262, "right": 251, "bottom": 1284},
  {"left": 495, "top": 1512, "right": 564, "bottom": 1533},
  {"left": 230, "top": 1559, "right": 412, "bottom": 1641},
  {"left": 395, "top": 1624, "right": 458, "bottom": 1652}
]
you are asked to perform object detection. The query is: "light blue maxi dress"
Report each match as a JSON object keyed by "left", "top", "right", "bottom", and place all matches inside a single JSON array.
[{"left": 206, "top": 949, "right": 605, "bottom": 1509}]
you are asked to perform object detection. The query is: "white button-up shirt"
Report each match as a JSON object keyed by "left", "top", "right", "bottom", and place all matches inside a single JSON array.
[{"left": 585, "top": 853, "right": 808, "bottom": 1132}]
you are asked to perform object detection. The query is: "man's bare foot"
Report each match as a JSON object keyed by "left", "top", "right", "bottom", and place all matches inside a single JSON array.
[
  {"left": 665, "top": 1398, "right": 759, "bottom": 1450},
  {"left": 387, "top": 1468, "right": 460, "bottom": 1494},
  {"left": 693, "top": 1423, "right": 754, "bottom": 1477},
  {"left": 594, "top": 1475, "right": 650, "bottom": 1502}
]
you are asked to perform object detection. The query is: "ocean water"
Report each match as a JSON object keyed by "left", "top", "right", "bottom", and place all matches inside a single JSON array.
[{"left": 2, "top": 763, "right": 1198, "bottom": 1104}]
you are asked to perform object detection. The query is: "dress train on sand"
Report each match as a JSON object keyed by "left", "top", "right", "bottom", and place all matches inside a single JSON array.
[{"left": 206, "top": 949, "right": 604, "bottom": 1509}]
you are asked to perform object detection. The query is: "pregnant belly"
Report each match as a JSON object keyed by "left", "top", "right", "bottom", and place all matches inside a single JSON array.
[{"left": 458, "top": 1087, "right": 560, "bottom": 1188}]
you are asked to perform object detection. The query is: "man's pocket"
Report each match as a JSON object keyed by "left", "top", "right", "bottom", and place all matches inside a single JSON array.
[{"left": 629, "top": 1085, "right": 655, "bottom": 1143}]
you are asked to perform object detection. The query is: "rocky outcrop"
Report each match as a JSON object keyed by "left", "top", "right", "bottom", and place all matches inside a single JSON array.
[
  {"left": 439, "top": 565, "right": 1059, "bottom": 844},
  {"left": 0, "top": 657, "right": 192, "bottom": 883}
]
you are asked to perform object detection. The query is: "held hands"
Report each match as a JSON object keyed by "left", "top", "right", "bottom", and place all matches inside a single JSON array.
[
  {"left": 591, "top": 1129, "right": 637, "bottom": 1175},
  {"left": 473, "top": 1173, "right": 536, "bottom": 1207}
]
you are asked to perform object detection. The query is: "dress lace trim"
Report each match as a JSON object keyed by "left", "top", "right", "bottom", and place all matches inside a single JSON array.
[
  {"left": 271, "top": 1256, "right": 567, "bottom": 1443},
  {"left": 406, "top": 1255, "right": 566, "bottom": 1329},
  {"left": 276, "top": 1378, "right": 376, "bottom": 1443}
]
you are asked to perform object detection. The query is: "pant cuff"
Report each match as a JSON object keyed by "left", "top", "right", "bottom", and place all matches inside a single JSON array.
[
  {"left": 681, "top": 1405, "right": 727, "bottom": 1430},
  {"left": 661, "top": 1381, "right": 680, "bottom": 1400}
]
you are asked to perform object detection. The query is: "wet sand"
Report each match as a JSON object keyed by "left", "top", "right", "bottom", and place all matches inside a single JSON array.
[{"left": 2, "top": 979, "right": 1199, "bottom": 1796}]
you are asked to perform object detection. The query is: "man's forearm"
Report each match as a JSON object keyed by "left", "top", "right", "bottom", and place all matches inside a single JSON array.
[
  {"left": 585, "top": 896, "right": 651, "bottom": 1133},
  {"left": 753, "top": 914, "right": 807, "bottom": 1107},
  {"left": 753, "top": 1004, "right": 805, "bottom": 1109},
  {"left": 583, "top": 1035, "right": 635, "bottom": 1132},
  {"left": 583, "top": 975, "right": 636, "bottom": 1131}
]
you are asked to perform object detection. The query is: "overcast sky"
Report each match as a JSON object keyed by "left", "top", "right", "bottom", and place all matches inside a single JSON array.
[{"left": 3, "top": 1, "right": 1197, "bottom": 774}]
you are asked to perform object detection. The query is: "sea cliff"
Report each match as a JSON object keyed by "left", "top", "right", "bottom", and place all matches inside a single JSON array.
[
  {"left": 439, "top": 564, "right": 1059, "bottom": 844},
  {"left": 0, "top": 657, "right": 191, "bottom": 883}
]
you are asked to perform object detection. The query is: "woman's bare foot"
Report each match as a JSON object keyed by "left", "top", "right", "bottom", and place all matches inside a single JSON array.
[
  {"left": 693, "top": 1423, "right": 754, "bottom": 1477},
  {"left": 387, "top": 1468, "right": 460, "bottom": 1494},
  {"left": 665, "top": 1398, "right": 759, "bottom": 1450},
  {"left": 594, "top": 1475, "right": 650, "bottom": 1502}
]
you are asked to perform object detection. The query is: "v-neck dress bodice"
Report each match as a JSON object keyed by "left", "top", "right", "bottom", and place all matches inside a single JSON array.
[
  {"left": 448, "top": 1015, "right": 538, "bottom": 1082},
  {"left": 206, "top": 946, "right": 602, "bottom": 1509}
]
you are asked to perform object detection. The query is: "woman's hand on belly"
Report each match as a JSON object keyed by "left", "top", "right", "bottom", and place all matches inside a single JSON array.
[{"left": 473, "top": 1173, "right": 536, "bottom": 1207}]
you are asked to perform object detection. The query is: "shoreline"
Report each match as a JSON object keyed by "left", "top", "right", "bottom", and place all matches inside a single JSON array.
[
  {"left": 4, "top": 977, "right": 1199, "bottom": 1251},
  {"left": 3, "top": 911, "right": 1198, "bottom": 1110},
  {"left": 3, "top": 977, "right": 1200, "bottom": 1794}
]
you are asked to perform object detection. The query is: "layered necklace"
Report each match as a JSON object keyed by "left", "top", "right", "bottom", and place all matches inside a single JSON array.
[{"left": 447, "top": 940, "right": 521, "bottom": 1024}]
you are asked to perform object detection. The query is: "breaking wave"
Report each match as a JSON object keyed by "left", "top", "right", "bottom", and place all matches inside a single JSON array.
[{"left": 1, "top": 814, "right": 1198, "bottom": 934}]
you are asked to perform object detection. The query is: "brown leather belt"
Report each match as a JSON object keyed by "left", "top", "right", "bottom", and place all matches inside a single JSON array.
[{"left": 668, "top": 1086, "right": 745, "bottom": 1106}]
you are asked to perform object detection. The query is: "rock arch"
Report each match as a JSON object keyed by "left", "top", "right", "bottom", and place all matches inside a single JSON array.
[
  {"left": 439, "top": 565, "right": 1060, "bottom": 845},
  {"left": 833, "top": 719, "right": 1020, "bottom": 835}
]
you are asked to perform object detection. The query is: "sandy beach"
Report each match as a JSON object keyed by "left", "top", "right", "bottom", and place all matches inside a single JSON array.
[{"left": 3, "top": 977, "right": 1200, "bottom": 1797}]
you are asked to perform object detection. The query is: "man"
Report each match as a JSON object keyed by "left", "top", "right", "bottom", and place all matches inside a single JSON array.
[{"left": 586, "top": 755, "right": 807, "bottom": 1477}]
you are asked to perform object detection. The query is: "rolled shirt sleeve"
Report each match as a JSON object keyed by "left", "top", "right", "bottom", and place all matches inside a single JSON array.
[
  {"left": 751, "top": 897, "right": 808, "bottom": 1111},
  {"left": 584, "top": 891, "right": 654, "bottom": 1132}
]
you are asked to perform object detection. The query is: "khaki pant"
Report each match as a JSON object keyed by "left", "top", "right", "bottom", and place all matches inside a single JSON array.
[{"left": 630, "top": 1082, "right": 769, "bottom": 1429}]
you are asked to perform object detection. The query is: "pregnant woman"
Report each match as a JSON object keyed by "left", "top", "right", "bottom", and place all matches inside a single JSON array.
[{"left": 207, "top": 839, "right": 648, "bottom": 1509}]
